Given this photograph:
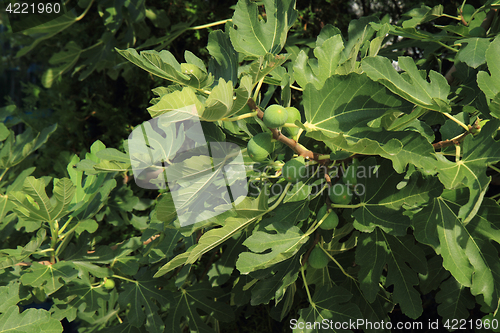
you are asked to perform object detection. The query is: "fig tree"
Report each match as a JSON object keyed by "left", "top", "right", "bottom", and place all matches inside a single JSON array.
[
  {"left": 247, "top": 133, "right": 273, "bottom": 162},
  {"left": 282, "top": 156, "right": 307, "bottom": 183},
  {"left": 317, "top": 205, "right": 339, "bottom": 230},
  {"left": 329, "top": 182, "right": 353, "bottom": 205},
  {"left": 263, "top": 104, "right": 288, "bottom": 128},
  {"left": 284, "top": 107, "right": 301, "bottom": 139},
  {"left": 308, "top": 246, "right": 329, "bottom": 269}
]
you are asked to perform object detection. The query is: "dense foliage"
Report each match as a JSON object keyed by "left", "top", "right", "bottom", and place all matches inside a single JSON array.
[{"left": 1, "top": 0, "right": 500, "bottom": 332}]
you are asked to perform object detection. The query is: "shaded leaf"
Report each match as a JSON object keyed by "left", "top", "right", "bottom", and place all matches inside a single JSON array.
[
  {"left": 118, "top": 269, "right": 169, "bottom": 333},
  {"left": 163, "top": 281, "right": 234, "bottom": 333},
  {"left": 0, "top": 124, "right": 57, "bottom": 169},
  {"left": 343, "top": 279, "right": 393, "bottom": 333},
  {"left": 42, "top": 41, "right": 82, "bottom": 88},
  {"left": 418, "top": 255, "right": 450, "bottom": 295},
  {"left": 207, "top": 30, "right": 238, "bottom": 86},
  {"left": 356, "top": 231, "right": 426, "bottom": 319},
  {"left": 0, "top": 229, "right": 46, "bottom": 269},
  {"left": 250, "top": 257, "right": 300, "bottom": 305},
  {"left": 295, "top": 285, "right": 363, "bottom": 332},
  {"left": 456, "top": 38, "right": 490, "bottom": 69},
  {"left": 413, "top": 192, "right": 500, "bottom": 311},
  {"left": 51, "top": 274, "right": 110, "bottom": 322},
  {"left": 436, "top": 277, "right": 475, "bottom": 321},
  {"left": 20, "top": 262, "right": 79, "bottom": 295},
  {"left": 434, "top": 119, "right": 500, "bottom": 222},
  {"left": 16, "top": 10, "right": 78, "bottom": 58}
]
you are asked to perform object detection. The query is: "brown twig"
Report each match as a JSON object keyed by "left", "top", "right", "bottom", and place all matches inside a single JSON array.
[
  {"left": 459, "top": 8, "right": 468, "bottom": 26},
  {"left": 247, "top": 99, "right": 327, "bottom": 164},
  {"left": 432, "top": 132, "right": 469, "bottom": 149},
  {"left": 432, "top": 119, "right": 481, "bottom": 150}
]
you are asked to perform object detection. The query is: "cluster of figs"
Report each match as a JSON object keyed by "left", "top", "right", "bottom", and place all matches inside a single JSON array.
[
  {"left": 246, "top": 105, "right": 359, "bottom": 270},
  {"left": 247, "top": 104, "right": 309, "bottom": 183}
]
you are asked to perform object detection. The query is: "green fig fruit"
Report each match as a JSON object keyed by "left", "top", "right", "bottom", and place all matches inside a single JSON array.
[
  {"left": 284, "top": 107, "right": 301, "bottom": 139},
  {"left": 247, "top": 133, "right": 273, "bottom": 162},
  {"left": 329, "top": 182, "right": 353, "bottom": 205},
  {"left": 317, "top": 205, "right": 339, "bottom": 230},
  {"left": 104, "top": 278, "right": 115, "bottom": 290},
  {"left": 308, "top": 246, "right": 329, "bottom": 269},
  {"left": 282, "top": 156, "right": 307, "bottom": 183},
  {"left": 343, "top": 159, "right": 358, "bottom": 186},
  {"left": 263, "top": 104, "right": 288, "bottom": 128},
  {"left": 461, "top": 4, "right": 475, "bottom": 24}
]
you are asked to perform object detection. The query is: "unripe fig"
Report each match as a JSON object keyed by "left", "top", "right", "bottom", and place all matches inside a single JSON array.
[
  {"left": 263, "top": 105, "right": 288, "bottom": 128},
  {"left": 104, "top": 278, "right": 115, "bottom": 290},
  {"left": 317, "top": 205, "right": 339, "bottom": 230},
  {"left": 343, "top": 159, "right": 358, "bottom": 186},
  {"left": 308, "top": 246, "right": 329, "bottom": 269},
  {"left": 461, "top": 4, "right": 475, "bottom": 24},
  {"left": 282, "top": 156, "right": 307, "bottom": 183},
  {"left": 329, "top": 182, "right": 353, "bottom": 205},
  {"left": 284, "top": 107, "right": 301, "bottom": 139},
  {"left": 247, "top": 133, "right": 273, "bottom": 162}
]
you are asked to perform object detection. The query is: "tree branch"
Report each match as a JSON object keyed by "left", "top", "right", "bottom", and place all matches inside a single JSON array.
[{"left": 247, "top": 98, "right": 328, "bottom": 164}]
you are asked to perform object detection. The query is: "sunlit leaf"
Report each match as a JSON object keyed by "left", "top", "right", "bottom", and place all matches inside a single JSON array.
[
  {"left": 229, "top": 0, "right": 297, "bottom": 57},
  {"left": 362, "top": 56, "right": 451, "bottom": 112},
  {"left": 0, "top": 306, "right": 63, "bottom": 333}
]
